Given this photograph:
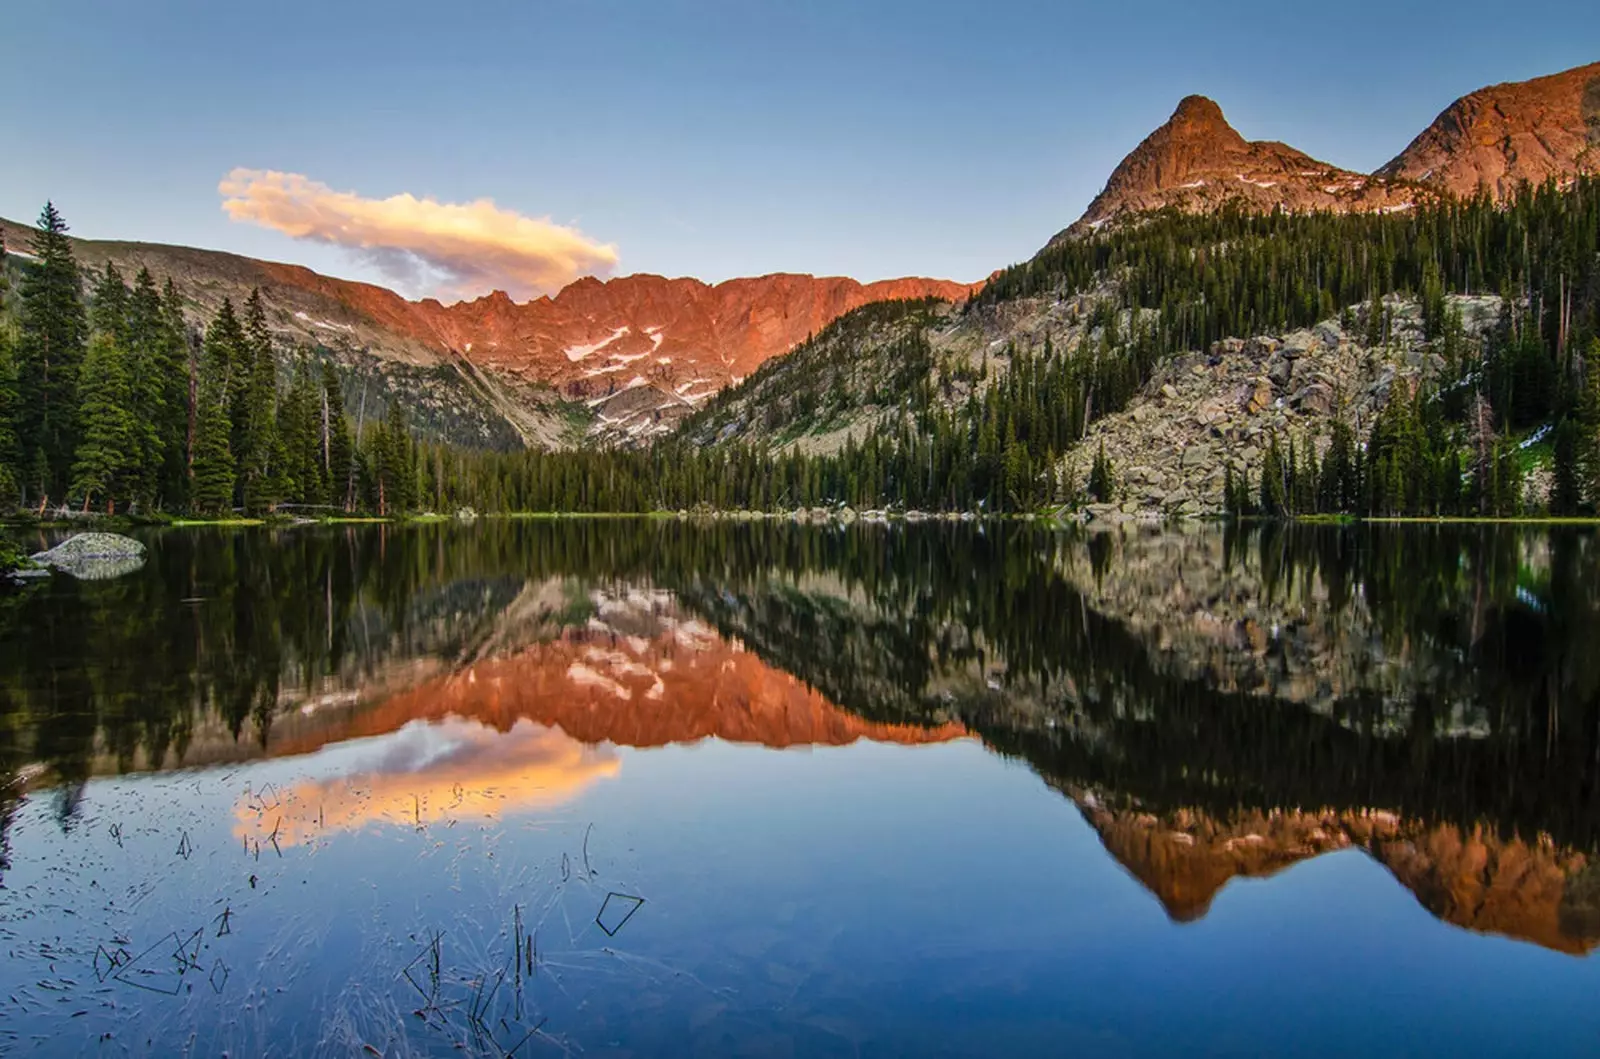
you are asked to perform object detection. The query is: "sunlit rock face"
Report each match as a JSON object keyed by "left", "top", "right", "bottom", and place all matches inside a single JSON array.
[
  {"left": 1377, "top": 61, "right": 1600, "bottom": 199},
  {"left": 1069, "top": 789, "right": 1600, "bottom": 955}
]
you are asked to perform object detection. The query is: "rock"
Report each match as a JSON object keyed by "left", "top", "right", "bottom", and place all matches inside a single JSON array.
[
  {"left": 455, "top": 506, "right": 479, "bottom": 521},
  {"left": 1246, "top": 380, "right": 1274, "bottom": 414},
  {"left": 1181, "top": 443, "right": 1213, "bottom": 469},
  {"left": 1291, "top": 382, "right": 1336, "bottom": 416},
  {"left": 1268, "top": 356, "right": 1294, "bottom": 389},
  {"left": 30, "top": 533, "right": 146, "bottom": 581},
  {"left": 1160, "top": 384, "right": 1178, "bottom": 401}
]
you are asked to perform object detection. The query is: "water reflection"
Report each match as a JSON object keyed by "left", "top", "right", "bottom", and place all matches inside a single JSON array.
[{"left": 4, "top": 519, "right": 1600, "bottom": 1055}]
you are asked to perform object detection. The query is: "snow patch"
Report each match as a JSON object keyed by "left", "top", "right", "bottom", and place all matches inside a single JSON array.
[
  {"left": 564, "top": 326, "right": 630, "bottom": 362},
  {"left": 293, "top": 311, "right": 354, "bottom": 333}
]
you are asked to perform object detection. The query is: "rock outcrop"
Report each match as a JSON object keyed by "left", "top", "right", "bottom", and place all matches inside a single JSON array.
[
  {"left": 1377, "top": 61, "right": 1600, "bottom": 198},
  {"left": 1066, "top": 294, "right": 1504, "bottom": 516}
]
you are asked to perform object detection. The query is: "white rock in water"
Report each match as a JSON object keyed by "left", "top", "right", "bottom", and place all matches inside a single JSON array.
[{"left": 30, "top": 533, "right": 147, "bottom": 580}]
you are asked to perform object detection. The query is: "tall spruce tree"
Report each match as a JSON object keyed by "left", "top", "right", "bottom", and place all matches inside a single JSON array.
[
  {"left": 16, "top": 202, "right": 88, "bottom": 502},
  {"left": 239, "top": 291, "right": 281, "bottom": 514},
  {"left": 0, "top": 233, "right": 18, "bottom": 504},
  {"left": 1579, "top": 342, "right": 1600, "bottom": 510},
  {"left": 160, "top": 279, "right": 193, "bottom": 506},
  {"left": 70, "top": 332, "right": 139, "bottom": 511},
  {"left": 321, "top": 362, "right": 355, "bottom": 511},
  {"left": 124, "top": 268, "right": 167, "bottom": 507},
  {"left": 90, "top": 263, "right": 131, "bottom": 346}
]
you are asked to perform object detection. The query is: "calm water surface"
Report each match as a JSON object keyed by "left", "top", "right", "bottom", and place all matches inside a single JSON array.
[{"left": 2, "top": 520, "right": 1600, "bottom": 1057}]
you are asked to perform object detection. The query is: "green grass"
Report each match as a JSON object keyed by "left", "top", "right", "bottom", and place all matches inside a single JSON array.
[{"left": 168, "top": 517, "right": 266, "bottom": 527}]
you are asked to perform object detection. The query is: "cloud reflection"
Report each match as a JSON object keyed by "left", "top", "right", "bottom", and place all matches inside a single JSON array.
[{"left": 233, "top": 717, "right": 618, "bottom": 847}]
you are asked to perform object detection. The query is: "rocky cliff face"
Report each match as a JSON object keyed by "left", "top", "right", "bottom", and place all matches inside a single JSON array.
[
  {"left": 1062, "top": 96, "right": 1418, "bottom": 238},
  {"left": 0, "top": 215, "right": 971, "bottom": 446},
  {"left": 1062, "top": 61, "right": 1600, "bottom": 238},
  {"left": 1377, "top": 61, "right": 1600, "bottom": 198}
]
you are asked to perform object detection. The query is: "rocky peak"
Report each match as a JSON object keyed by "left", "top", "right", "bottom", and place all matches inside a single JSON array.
[
  {"left": 1376, "top": 60, "right": 1600, "bottom": 198},
  {"left": 1061, "top": 96, "right": 1412, "bottom": 238}
]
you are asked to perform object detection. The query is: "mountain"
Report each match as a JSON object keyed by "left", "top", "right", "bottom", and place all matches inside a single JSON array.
[
  {"left": 1060, "top": 61, "right": 1600, "bottom": 239},
  {"left": 1377, "top": 60, "right": 1600, "bottom": 197},
  {"left": 0, "top": 215, "right": 972, "bottom": 447},
  {"left": 1061, "top": 95, "right": 1418, "bottom": 238}
]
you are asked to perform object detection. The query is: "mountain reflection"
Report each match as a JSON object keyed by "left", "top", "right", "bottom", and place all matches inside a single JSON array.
[
  {"left": 1069, "top": 790, "right": 1600, "bottom": 954},
  {"left": 4, "top": 519, "right": 1600, "bottom": 955}
]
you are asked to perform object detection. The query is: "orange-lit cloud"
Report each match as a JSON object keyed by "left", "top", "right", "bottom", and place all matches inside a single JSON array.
[
  {"left": 218, "top": 168, "right": 620, "bottom": 301},
  {"left": 233, "top": 717, "right": 619, "bottom": 847}
]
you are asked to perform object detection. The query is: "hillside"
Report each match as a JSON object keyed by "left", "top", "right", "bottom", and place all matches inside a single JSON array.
[
  {"left": 0, "top": 214, "right": 971, "bottom": 448},
  {"left": 682, "top": 61, "right": 1600, "bottom": 520}
]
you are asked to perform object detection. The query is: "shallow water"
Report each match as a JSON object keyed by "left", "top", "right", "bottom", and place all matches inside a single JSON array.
[{"left": 3, "top": 519, "right": 1600, "bottom": 1057}]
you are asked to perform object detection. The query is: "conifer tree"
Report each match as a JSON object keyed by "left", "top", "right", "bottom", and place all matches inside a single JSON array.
[
  {"left": 1551, "top": 418, "right": 1582, "bottom": 515},
  {"left": 0, "top": 231, "right": 17, "bottom": 503},
  {"left": 189, "top": 367, "right": 234, "bottom": 516},
  {"left": 1259, "top": 434, "right": 1286, "bottom": 516},
  {"left": 70, "top": 332, "right": 139, "bottom": 511},
  {"left": 1087, "top": 440, "right": 1114, "bottom": 503},
  {"left": 321, "top": 362, "right": 355, "bottom": 511},
  {"left": 90, "top": 263, "right": 131, "bottom": 346},
  {"left": 239, "top": 296, "right": 282, "bottom": 514},
  {"left": 159, "top": 279, "right": 193, "bottom": 506},
  {"left": 123, "top": 267, "right": 167, "bottom": 506},
  {"left": 1579, "top": 342, "right": 1600, "bottom": 510},
  {"left": 0, "top": 322, "right": 18, "bottom": 506},
  {"left": 16, "top": 202, "right": 88, "bottom": 502}
]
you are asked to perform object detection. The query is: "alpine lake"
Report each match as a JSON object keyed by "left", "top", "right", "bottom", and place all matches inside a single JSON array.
[{"left": 3, "top": 518, "right": 1600, "bottom": 1058}]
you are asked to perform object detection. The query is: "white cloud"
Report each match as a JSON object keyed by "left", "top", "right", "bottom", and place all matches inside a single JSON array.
[{"left": 218, "top": 168, "right": 619, "bottom": 301}]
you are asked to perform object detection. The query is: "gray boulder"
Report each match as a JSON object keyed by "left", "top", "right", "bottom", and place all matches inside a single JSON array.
[{"left": 30, "top": 533, "right": 147, "bottom": 581}]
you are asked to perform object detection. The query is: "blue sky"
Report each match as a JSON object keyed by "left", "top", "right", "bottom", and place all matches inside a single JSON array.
[{"left": 2, "top": 1, "right": 1596, "bottom": 298}]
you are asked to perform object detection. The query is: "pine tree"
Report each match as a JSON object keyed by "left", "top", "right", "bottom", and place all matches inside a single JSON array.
[
  {"left": 0, "top": 321, "right": 18, "bottom": 506},
  {"left": 159, "top": 279, "right": 193, "bottom": 507},
  {"left": 1578, "top": 342, "right": 1600, "bottom": 511},
  {"left": 90, "top": 263, "right": 131, "bottom": 346},
  {"left": 189, "top": 365, "right": 234, "bottom": 516},
  {"left": 1259, "top": 434, "right": 1286, "bottom": 516},
  {"left": 192, "top": 302, "right": 245, "bottom": 515},
  {"left": 70, "top": 332, "right": 139, "bottom": 511},
  {"left": 123, "top": 268, "right": 167, "bottom": 507},
  {"left": 1551, "top": 418, "right": 1582, "bottom": 515},
  {"left": 239, "top": 294, "right": 282, "bottom": 514},
  {"left": 321, "top": 362, "right": 355, "bottom": 511},
  {"left": 0, "top": 230, "right": 17, "bottom": 504},
  {"left": 16, "top": 202, "right": 88, "bottom": 502},
  {"left": 1086, "top": 440, "right": 1114, "bottom": 503}
]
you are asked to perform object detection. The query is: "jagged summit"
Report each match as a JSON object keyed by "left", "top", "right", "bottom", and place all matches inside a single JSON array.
[{"left": 1059, "top": 95, "right": 1412, "bottom": 240}]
